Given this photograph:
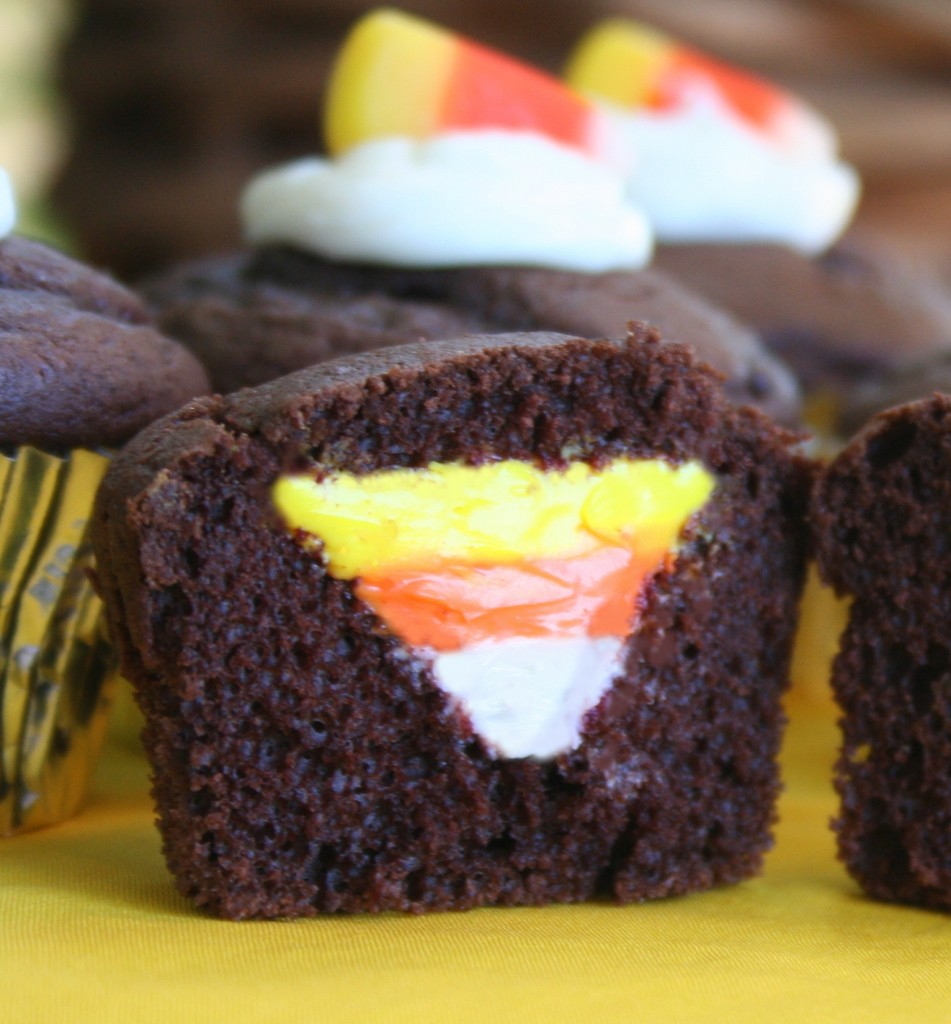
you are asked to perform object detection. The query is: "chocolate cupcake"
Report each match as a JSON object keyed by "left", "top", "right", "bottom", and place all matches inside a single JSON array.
[
  {"left": 814, "top": 395, "right": 951, "bottom": 910},
  {"left": 565, "top": 19, "right": 933, "bottom": 430},
  {"left": 92, "top": 327, "right": 811, "bottom": 918},
  {"left": 141, "top": 10, "right": 800, "bottom": 426},
  {"left": 0, "top": 180, "right": 209, "bottom": 834}
]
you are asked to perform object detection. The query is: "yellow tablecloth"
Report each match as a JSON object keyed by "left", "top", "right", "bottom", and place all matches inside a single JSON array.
[{"left": 4, "top": 703, "right": 950, "bottom": 1024}]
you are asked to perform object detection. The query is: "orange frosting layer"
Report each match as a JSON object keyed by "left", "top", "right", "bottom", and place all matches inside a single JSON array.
[{"left": 356, "top": 544, "right": 670, "bottom": 652}]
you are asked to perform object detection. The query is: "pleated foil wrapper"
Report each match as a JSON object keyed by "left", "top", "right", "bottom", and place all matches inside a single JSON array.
[{"left": 0, "top": 446, "right": 117, "bottom": 835}]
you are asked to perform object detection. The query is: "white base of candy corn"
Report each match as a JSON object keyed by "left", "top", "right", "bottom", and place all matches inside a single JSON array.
[{"left": 431, "top": 634, "right": 624, "bottom": 760}]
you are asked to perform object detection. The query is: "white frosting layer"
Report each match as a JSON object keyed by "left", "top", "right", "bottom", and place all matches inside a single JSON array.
[
  {"left": 431, "top": 635, "right": 623, "bottom": 760},
  {"left": 603, "top": 87, "right": 860, "bottom": 254},
  {"left": 0, "top": 169, "right": 15, "bottom": 239},
  {"left": 242, "top": 132, "right": 653, "bottom": 271}
]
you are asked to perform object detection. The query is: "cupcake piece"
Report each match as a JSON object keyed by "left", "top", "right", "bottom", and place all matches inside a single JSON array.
[
  {"left": 141, "top": 9, "right": 800, "bottom": 425},
  {"left": 0, "top": 198, "right": 209, "bottom": 834},
  {"left": 92, "top": 327, "right": 811, "bottom": 919},
  {"left": 564, "top": 20, "right": 951, "bottom": 426},
  {"left": 813, "top": 396, "right": 951, "bottom": 910}
]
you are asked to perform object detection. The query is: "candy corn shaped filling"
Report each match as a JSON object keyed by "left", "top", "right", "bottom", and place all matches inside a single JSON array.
[{"left": 274, "top": 457, "right": 714, "bottom": 759}]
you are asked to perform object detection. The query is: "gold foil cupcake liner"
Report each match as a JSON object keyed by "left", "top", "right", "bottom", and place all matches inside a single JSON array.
[{"left": 0, "top": 446, "right": 115, "bottom": 835}]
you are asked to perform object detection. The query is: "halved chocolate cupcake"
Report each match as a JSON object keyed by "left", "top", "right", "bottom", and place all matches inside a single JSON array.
[
  {"left": 814, "top": 395, "right": 951, "bottom": 910},
  {"left": 92, "top": 328, "right": 810, "bottom": 918}
]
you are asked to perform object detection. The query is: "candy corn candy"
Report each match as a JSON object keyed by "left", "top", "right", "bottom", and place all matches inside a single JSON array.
[
  {"left": 325, "top": 8, "right": 623, "bottom": 167},
  {"left": 566, "top": 18, "right": 833, "bottom": 157}
]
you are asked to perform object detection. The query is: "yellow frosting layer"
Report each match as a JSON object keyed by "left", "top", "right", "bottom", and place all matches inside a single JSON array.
[{"left": 273, "top": 457, "right": 714, "bottom": 579}]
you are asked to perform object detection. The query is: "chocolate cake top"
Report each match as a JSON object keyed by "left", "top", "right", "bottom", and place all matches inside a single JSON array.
[
  {"left": 103, "top": 325, "right": 796, "bottom": 495},
  {"left": 0, "top": 236, "right": 210, "bottom": 451},
  {"left": 655, "top": 236, "right": 951, "bottom": 395},
  {"left": 142, "top": 246, "right": 801, "bottom": 425}
]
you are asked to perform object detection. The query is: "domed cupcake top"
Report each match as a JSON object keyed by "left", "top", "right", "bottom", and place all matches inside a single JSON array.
[{"left": 0, "top": 233, "right": 209, "bottom": 451}]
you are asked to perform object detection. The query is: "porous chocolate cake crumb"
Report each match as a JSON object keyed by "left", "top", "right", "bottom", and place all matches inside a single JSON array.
[{"left": 814, "top": 395, "right": 951, "bottom": 911}]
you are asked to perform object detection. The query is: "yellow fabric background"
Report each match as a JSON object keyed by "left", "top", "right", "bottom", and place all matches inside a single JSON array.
[{"left": 3, "top": 701, "right": 951, "bottom": 1023}]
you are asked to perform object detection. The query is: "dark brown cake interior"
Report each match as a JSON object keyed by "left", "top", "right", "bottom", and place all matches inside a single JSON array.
[
  {"left": 93, "top": 329, "right": 809, "bottom": 919},
  {"left": 814, "top": 396, "right": 951, "bottom": 910}
]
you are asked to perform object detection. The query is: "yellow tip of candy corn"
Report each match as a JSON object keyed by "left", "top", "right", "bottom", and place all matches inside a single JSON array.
[
  {"left": 565, "top": 19, "right": 672, "bottom": 109},
  {"left": 324, "top": 8, "right": 454, "bottom": 156}
]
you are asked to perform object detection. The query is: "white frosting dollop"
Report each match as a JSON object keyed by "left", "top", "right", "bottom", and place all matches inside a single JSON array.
[
  {"left": 602, "top": 87, "right": 859, "bottom": 254},
  {"left": 242, "top": 131, "right": 653, "bottom": 272},
  {"left": 431, "top": 635, "right": 623, "bottom": 760},
  {"left": 0, "top": 169, "right": 16, "bottom": 239}
]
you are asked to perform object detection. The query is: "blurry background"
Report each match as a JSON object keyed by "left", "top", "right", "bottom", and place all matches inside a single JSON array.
[{"left": 3, "top": 0, "right": 951, "bottom": 280}]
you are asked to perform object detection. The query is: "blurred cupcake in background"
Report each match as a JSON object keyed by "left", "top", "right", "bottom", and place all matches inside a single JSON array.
[
  {"left": 141, "top": 8, "right": 800, "bottom": 426},
  {"left": 0, "top": 173, "right": 209, "bottom": 834},
  {"left": 565, "top": 17, "right": 951, "bottom": 442}
]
